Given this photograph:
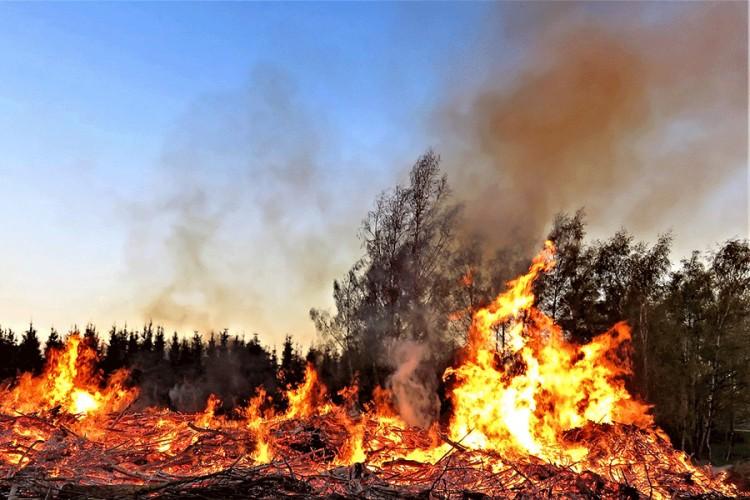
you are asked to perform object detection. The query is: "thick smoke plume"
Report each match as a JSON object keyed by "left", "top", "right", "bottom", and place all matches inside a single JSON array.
[{"left": 440, "top": 2, "right": 747, "bottom": 250}]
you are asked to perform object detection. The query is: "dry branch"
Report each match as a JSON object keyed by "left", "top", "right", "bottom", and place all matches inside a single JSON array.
[{"left": 0, "top": 410, "right": 739, "bottom": 499}]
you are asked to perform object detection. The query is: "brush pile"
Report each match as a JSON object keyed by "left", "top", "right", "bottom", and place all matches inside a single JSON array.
[{"left": 0, "top": 409, "right": 738, "bottom": 499}]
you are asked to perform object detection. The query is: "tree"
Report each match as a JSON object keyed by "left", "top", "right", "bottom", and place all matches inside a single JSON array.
[
  {"left": 646, "top": 240, "right": 750, "bottom": 460},
  {"left": 699, "top": 239, "right": 750, "bottom": 460},
  {"left": 535, "top": 210, "right": 592, "bottom": 340},
  {"left": 82, "top": 323, "right": 101, "bottom": 357},
  {"left": 43, "top": 328, "right": 64, "bottom": 360},
  {"left": 154, "top": 326, "right": 166, "bottom": 360},
  {"left": 0, "top": 328, "right": 18, "bottom": 379},
  {"left": 168, "top": 332, "right": 181, "bottom": 366},
  {"left": 127, "top": 330, "right": 140, "bottom": 360},
  {"left": 191, "top": 332, "right": 204, "bottom": 365},
  {"left": 620, "top": 232, "right": 671, "bottom": 398},
  {"left": 206, "top": 332, "right": 217, "bottom": 360},
  {"left": 314, "top": 151, "right": 463, "bottom": 400},
  {"left": 18, "top": 323, "right": 43, "bottom": 374},
  {"left": 279, "top": 335, "right": 304, "bottom": 388},
  {"left": 141, "top": 322, "right": 154, "bottom": 353},
  {"left": 309, "top": 262, "right": 364, "bottom": 380},
  {"left": 102, "top": 326, "right": 128, "bottom": 374}
]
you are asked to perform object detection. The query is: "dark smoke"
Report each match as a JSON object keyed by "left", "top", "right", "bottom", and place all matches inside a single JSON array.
[{"left": 438, "top": 2, "right": 747, "bottom": 250}]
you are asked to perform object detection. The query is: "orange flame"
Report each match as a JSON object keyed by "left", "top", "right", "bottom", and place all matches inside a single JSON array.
[
  {"left": 0, "top": 333, "right": 137, "bottom": 419},
  {"left": 284, "top": 362, "right": 330, "bottom": 419},
  {"left": 445, "top": 240, "right": 651, "bottom": 463},
  {"left": 245, "top": 388, "right": 273, "bottom": 462}
]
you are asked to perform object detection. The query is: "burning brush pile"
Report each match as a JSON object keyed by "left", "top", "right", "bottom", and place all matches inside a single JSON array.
[{"left": 0, "top": 242, "right": 741, "bottom": 498}]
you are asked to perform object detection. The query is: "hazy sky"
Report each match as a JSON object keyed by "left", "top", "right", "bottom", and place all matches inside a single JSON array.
[{"left": 0, "top": 3, "right": 746, "bottom": 347}]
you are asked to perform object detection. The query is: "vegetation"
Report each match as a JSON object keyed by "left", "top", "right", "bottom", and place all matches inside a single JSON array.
[{"left": 1, "top": 152, "right": 747, "bottom": 463}]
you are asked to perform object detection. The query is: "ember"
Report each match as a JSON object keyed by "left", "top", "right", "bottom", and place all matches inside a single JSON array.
[{"left": 0, "top": 243, "right": 740, "bottom": 498}]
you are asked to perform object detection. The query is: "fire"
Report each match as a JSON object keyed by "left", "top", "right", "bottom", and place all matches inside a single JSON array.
[
  {"left": 0, "top": 333, "right": 137, "bottom": 420},
  {"left": 195, "top": 393, "right": 221, "bottom": 427},
  {"left": 0, "top": 242, "right": 740, "bottom": 497},
  {"left": 70, "top": 389, "right": 99, "bottom": 415},
  {"left": 245, "top": 388, "right": 273, "bottom": 462},
  {"left": 283, "top": 362, "right": 330, "bottom": 419},
  {"left": 445, "top": 241, "right": 652, "bottom": 463}
]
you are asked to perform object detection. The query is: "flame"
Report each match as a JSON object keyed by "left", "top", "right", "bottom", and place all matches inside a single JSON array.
[
  {"left": 70, "top": 389, "right": 99, "bottom": 415},
  {"left": 195, "top": 394, "right": 221, "bottom": 427},
  {"left": 0, "top": 333, "right": 137, "bottom": 419},
  {"left": 155, "top": 418, "right": 178, "bottom": 454},
  {"left": 284, "top": 362, "right": 330, "bottom": 419},
  {"left": 0, "top": 242, "right": 739, "bottom": 497},
  {"left": 445, "top": 240, "right": 651, "bottom": 463},
  {"left": 245, "top": 388, "right": 273, "bottom": 462}
]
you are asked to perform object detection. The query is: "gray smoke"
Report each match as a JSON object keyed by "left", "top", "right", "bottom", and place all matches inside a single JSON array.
[
  {"left": 127, "top": 66, "right": 377, "bottom": 340},
  {"left": 385, "top": 339, "right": 440, "bottom": 428}
]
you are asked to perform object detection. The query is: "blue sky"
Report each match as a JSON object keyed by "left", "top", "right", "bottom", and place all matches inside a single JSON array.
[
  {"left": 0, "top": 3, "right": 486, "bottom": 169},
  {"left": 0, "top": 2, "right": 746, "bottom": 345},
  {"left": 0, "top": 3, "right": 496, "bottom": 342}
]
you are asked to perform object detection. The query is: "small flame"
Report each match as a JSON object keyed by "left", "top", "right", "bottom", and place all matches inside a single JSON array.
[
  {"left": 196, "top": 394, "right": 221, "bottom": 427},
  {"left": 284, "top": 363, "right": 329, "bottom": 419}
]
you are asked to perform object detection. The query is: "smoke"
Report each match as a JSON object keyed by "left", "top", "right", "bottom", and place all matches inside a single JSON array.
[
  {"left": 385, "top": 339, "right": 440, "bottom": 428},
  {"left": 125, "top": 3, "right": 747, "bottom": 346},
  {"left": 127, "top": 66, "right": 377, "bottom": 340},
  {"left": 438, "top": 2, "right": 747, "bottom": 250},
  {"left": 166, "top": 350, "right": 257, "bottom": 412}
]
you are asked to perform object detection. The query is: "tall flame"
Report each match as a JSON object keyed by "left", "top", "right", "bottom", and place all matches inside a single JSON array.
[{"left": 446, "top": 240, "right": 651, "bottom": 463}]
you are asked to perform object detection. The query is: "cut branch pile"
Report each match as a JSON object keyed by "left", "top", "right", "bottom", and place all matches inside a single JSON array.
[{"left": 0, "top": 410, "right": 739, "bottom": 499}]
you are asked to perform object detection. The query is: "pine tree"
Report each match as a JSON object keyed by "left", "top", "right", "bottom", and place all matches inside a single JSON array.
[
  {"left": 154, "top": 326, "right": 166, "bottom": 360},
  {"left": 168, "top": 332, "right": 181, "bottom": 366},
  {"left": 127, "top": 330, "right": 139, "bottom": 360},
  {"left": 141, "top": 322, "right": 154, "bottom": 353},
  {"left": 102, "top": 326, "right": 127, "bottom": 374},
  {"left": 18, "top": 323, "right": 43, "bottom": 374},
  {"left": 190, "top": 332, "right": 204, "bottom": 366},
  {"left": 82, "top": 324, "right": 101, "bottom": 357},
  {"left": 0, "top": 327, "right": 18, "bottom": 378},
  {"left": 43, "top": 328, "right": 64, "bottom": 360},
  {"left": 280, "top": 335, "right": 304, "bottom": 387}
]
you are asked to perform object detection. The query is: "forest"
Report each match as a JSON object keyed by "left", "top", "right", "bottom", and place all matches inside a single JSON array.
[{"left": 1, "top": 152, "right": 748, "bottom": 466}]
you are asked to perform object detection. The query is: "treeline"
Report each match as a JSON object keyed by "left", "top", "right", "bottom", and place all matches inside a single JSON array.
[
  {"left": 0, "top": 323, "right": 339, "bottom": 414},
  {"left": 1, "top": 152, "right": 748, "bottom": 463}
]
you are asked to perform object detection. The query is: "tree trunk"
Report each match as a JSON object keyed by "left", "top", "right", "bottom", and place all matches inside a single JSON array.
[{"left": 639, "top": 303, "right": 649, "bottom": 399}]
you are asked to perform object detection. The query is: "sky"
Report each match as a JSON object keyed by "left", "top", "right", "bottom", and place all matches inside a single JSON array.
[{"left": 0, "top": 2, "right": 747, "bottom": 347}]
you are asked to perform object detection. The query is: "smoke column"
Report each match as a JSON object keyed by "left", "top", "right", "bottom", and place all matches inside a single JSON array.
[{"left": 438, "top": 2, "right": 747, "bottom": 252}]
